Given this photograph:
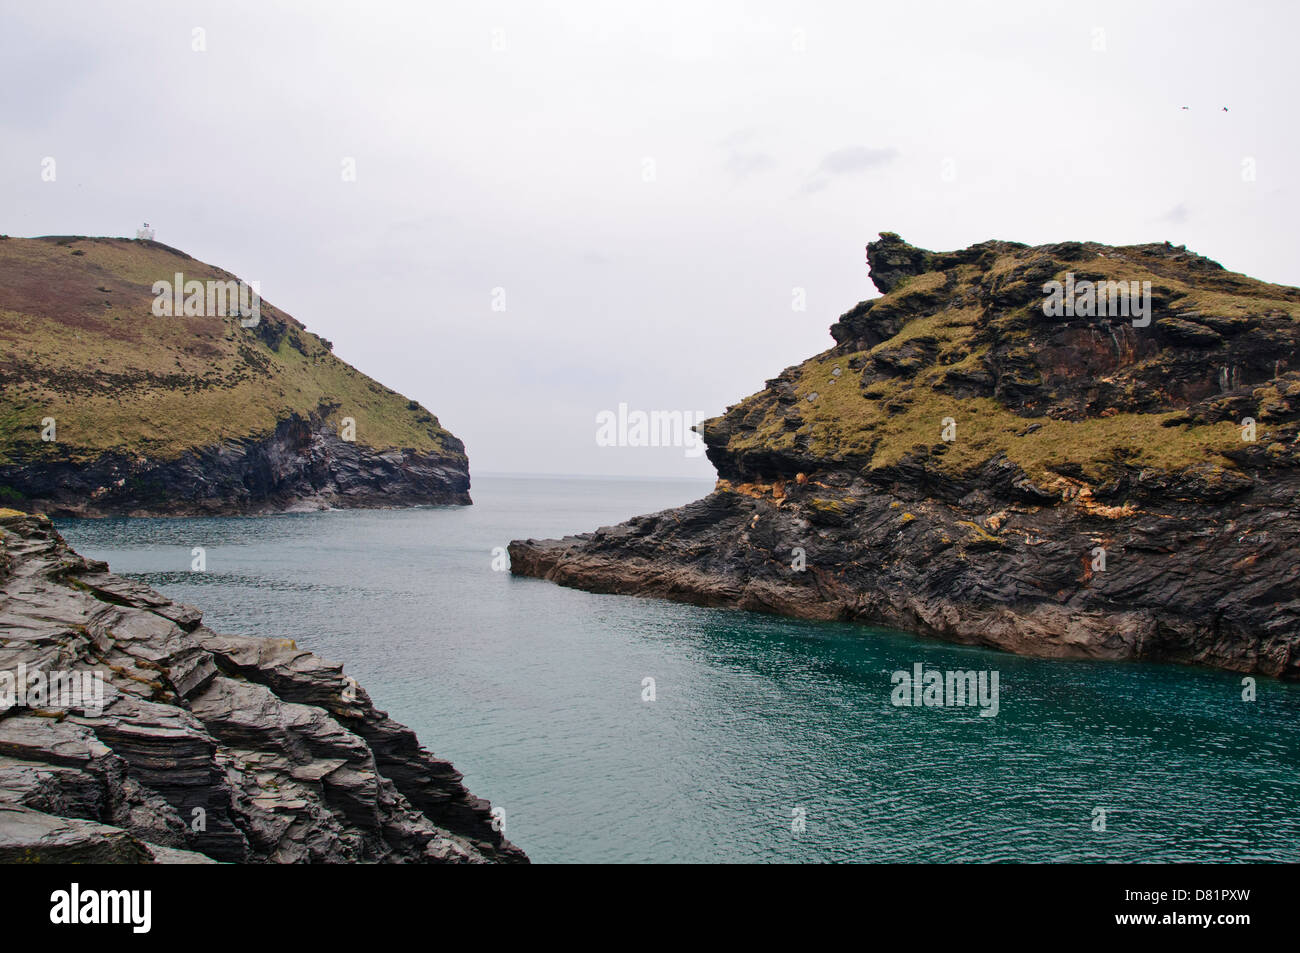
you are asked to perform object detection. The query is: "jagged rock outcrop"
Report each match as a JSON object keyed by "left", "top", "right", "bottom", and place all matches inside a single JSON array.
[
  {"left": 511, "top": 234, "right": 1300, "bottom": 679},
  {"left": 0, "top": 510, "right": 526, "bottom": 863},
  {"left": 0, "top": 236, "right": 470, "bottom": 516}
]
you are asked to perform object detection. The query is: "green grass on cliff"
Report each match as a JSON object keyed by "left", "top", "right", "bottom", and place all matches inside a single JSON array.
[
  {"left": 0, "top": 237, "right": 460, "bottom": 464},
  {"left": 711, "top": 243, "right": 1297, "bottom": 483},
  {"left": 775, "top": 354, "right": 1241, "bottom": 479}
]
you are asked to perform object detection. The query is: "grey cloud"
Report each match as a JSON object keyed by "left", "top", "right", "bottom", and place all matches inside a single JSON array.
[
  {"left": 721, "top": 128, "right": 778, "bottom": 180},
  {"left": 1158, "top": 202, "right": 1190, "bottom": 225},
  {"left": 817, "top": 146, "right": 900, "bottom": 175},
  {"left": 725, "top": 151, "right": 778, "bottom": 179},
  {"left": 799, "top": 145, "right": 899, "bottom": 194}
]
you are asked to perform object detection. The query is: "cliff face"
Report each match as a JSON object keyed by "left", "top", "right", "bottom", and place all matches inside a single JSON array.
[
  {"left": 511, "top": 234, "right": 1300, "bottom": 680},
  {"left": 0, "top": 236, "right": 470, "bottom": 516},
  {"left": 0, "top": 510, "right": 525, "bottom": 863},
  {"left": 0, "top": 413, "right": 470, "bottom": 518}
]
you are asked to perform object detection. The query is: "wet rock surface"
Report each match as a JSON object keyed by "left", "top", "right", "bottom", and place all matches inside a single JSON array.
[
  {"left": 511, "top": 235, "right": 1300, "bottom": 680},
  {"left": 0, "top": 511, "right": 526, "bottom": 863}
]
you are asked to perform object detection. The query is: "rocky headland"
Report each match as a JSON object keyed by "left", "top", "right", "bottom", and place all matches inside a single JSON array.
[
  {"left": 0, "top": 236, "right": 470, "bottom": 516},
  {"left": 511, "top": 234, "right": 1300, "bottom": 679},
  {"left": 0, "top": 509, "right": 525, "bottom": 863}
]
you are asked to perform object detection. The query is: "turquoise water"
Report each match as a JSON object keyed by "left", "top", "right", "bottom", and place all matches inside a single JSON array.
[{"left": 57, "top": 476, "right": 1300, "bottom": 863}]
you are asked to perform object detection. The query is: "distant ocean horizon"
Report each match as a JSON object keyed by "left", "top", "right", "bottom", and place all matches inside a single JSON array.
[{"left": 57, "top": 475, "right": 1300, "bottom": 863}]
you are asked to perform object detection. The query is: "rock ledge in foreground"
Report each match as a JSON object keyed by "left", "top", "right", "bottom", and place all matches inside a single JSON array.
[{"left": 0, "top": 510, "right": 525, "bottom": 863}]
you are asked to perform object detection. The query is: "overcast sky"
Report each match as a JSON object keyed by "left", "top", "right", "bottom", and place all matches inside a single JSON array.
[{"left": 3, "top": 0, "right": 1296, "bottom": 478}]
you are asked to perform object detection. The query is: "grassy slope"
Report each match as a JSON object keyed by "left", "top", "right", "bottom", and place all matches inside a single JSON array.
[
  {"left": 712, "top": 243, "right": 1300, "bottom": 483},
  {"left": 0, "top": 236, "right": 459, "bottom": 466}
]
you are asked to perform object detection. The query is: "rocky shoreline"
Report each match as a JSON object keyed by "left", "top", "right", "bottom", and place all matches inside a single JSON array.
[
  {"left": 0, "top": 412, "right": 472, "bottom": 518},
  {"left": 0, "top": 510, "right": 525, "bottom": 862},
  {"left": 511, "top": 235, "right": 1300, "bottom": 680}
]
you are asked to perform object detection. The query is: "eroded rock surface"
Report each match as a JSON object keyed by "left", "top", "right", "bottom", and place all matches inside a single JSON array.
[
  {"left": 0, "top": 511, "right": 525, "bottom": 863},
  {"left": 0, "top": 413, "right": 471, "bottom": 517}
]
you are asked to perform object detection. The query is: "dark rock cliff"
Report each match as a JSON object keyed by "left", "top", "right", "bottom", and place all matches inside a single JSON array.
[
  {"left": 510, "top": 234, "right": 1300, "bottom": 680},
  {"left": 0, "top": 411, "right": 471, "bottom": 518},
  {"left": 0, "top": 510, "right": 525, "bottom": 863}
]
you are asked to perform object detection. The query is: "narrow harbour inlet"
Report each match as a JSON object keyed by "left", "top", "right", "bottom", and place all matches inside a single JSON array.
[{"left": 55, "top": 476, "right": 1300, "bottom": 864}]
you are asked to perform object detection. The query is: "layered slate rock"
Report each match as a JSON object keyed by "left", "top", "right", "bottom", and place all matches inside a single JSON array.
[
  {"left": 0, "top": 413, "right": 471, "bottom": 518},
  {"left": 0, "top": 510, "right": 526, "bottom": 863},
  {"left": 510, "top": 234, "right": 1300, "bottom": 679},
  {"left": 0, "top": 236, "right": 470, "bottom": 516}
]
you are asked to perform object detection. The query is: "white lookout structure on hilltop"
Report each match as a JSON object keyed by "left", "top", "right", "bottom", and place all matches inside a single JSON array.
[{"left": 136, "top": 223, "right": 155, "bottom": 240}]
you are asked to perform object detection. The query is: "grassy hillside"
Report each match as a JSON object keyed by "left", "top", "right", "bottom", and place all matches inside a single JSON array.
[
  {"left": 707, "top": 236, "right": 1300, "bottom": 484},
  {"left": 0, "top": 236, "right": 460, "bottom": 466}
]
